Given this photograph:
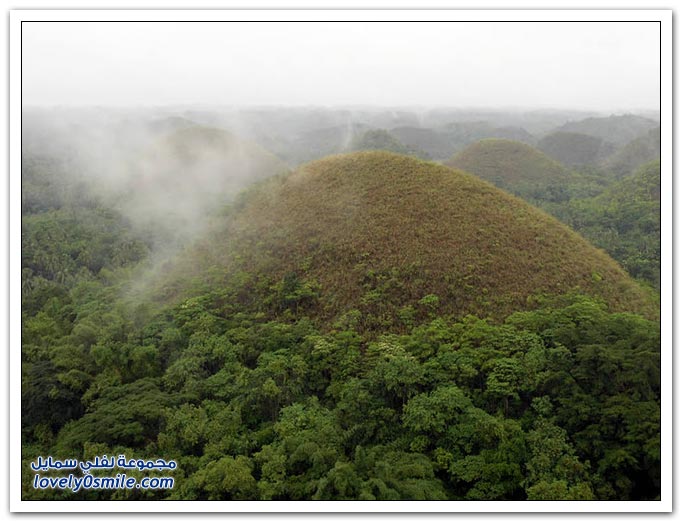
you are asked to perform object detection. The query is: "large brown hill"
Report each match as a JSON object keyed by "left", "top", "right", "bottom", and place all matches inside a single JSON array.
[{"left": 163, "top": 151, "right": 656, "bottom": 325}]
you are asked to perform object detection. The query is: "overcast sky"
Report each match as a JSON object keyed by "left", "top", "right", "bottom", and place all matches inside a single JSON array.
[{"left": 21, "top": 21, "right": 660, "bottom": 110}]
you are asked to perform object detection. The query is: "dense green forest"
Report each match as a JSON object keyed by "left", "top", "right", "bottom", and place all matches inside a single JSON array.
[
  {"left": 21, "top": 109, "right": 661, "bottom": 501},
  {"left": 550, "top": 161, "right": 661, "bottom": 290}
]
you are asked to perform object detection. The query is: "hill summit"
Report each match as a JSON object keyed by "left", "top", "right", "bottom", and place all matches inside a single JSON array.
[{"left": 167, "top": 151, "right": 655, "bottom": 326}]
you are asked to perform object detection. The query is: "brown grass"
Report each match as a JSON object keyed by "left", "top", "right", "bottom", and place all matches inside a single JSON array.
[{"left": 164, "top": 151, "right": 657, "bottom": 323}]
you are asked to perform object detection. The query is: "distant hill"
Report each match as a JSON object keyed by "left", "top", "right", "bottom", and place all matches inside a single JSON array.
[
  {"left": 552, "top": 114, "right": 659, "bottom": 147},
  {"left": 347, "top": 129, "right": 427, "bottom": 158},
  {"left": 603, "top": 127, "right": 661, "bottom": 178},
  {"left": 392, "top": 122, "right": 533, "bottom": 161},
  {"left": 537, "top": 131, "right": 615, "bottom": 167},
  {"left": 440, "top": 121, "right": 533, "bottom": 147},
  {"left": 348, "top": 129, "right": 410, "bottom": 154},
  {"left": 390, "top": 127, "right": 453, "bottom": 160},
  {"left": 446, "top": 139, "right": 575, "bottom": 203},
  {"left": 282, "top": 123, "right": 371, "bottom": 164},
  {"left": 136, "top": 125, "right": 287, "bottom": 193},
  {"left": 162, "top": 151, "right": 656, "bottom": 325}
]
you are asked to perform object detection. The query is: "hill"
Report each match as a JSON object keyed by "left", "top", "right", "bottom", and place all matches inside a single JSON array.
[
  {"left": 348, "top": 129, "right": 427, "bottom": 158},
  {"left": 603, "top": 127, "right": 661, "bottom": 178},
  {"left": 552, "top": 114, "right": 659, "bottom": 147},
  {"left": 440, "top": 121, "right": 533, "bottom": 148},
  {"left": 164, "top": 151, "right": 655, "bottom": 325},
  {"left": 390, "top": 127, "right": 453, "bottom": 160},
  {"left": 537, "top": 131, "right": 614, "bottom": 167},
  {"left": 348, "top": 129, "right": 410, "bottom": 154},
  {"left": 445, "top": 139, "right": 576, "bottom": 202},
  {"left": 286, "top": 123, "right": 371, "bottom": 164}
]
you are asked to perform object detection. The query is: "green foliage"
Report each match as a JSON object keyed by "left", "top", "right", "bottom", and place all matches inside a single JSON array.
[
  {"left": 22, "top": 148, "right": 660, "bottom": 501},
  {"left": 558, "top": 161, "right": 661, "bottom": 289},
  {"left": 524, "top": 419, "right": 594, "bottom": 500},
  {"left": 22, "top": 282, "right": 660, "bottom": 500}
]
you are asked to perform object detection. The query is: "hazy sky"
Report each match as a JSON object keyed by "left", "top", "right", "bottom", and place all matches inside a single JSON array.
[{"left": 22, "top": 21, "right": 660, "bottom": 110}]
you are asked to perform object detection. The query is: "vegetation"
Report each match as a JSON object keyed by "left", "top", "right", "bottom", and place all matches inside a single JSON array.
[
  {"left": 22, "top": 247, "right": 662, "bottom": 500},
  {"left": 554, "top": 161, "right": 661, "bottom": 289},
  {"left": 21, "top": 112, "right": 661, "bottom": 502}
]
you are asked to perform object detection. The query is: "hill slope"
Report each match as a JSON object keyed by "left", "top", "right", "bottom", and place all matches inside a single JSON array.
[{"left": 165, "top": 151, "right": 655, "bottom": 325}]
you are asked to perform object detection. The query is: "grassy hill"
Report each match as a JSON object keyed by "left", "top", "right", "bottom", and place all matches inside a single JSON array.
[
  {"left": 445, "top": 138, "right": 577, "bottom": 202},
  {"left": 603, "top": 127, "right": 661, "bottom": 178},
  {"left": 348, "top": 129, "right": 427, "bottom": 158},
  {"left": 537, "top": 131, "right": 614, "bottom": 167},
  {"left": 162, "top": 151, "right": 655, "bottom": 326}
]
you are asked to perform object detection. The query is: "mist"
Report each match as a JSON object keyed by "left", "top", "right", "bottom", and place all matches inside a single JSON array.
[{"left": 21, "top": 104, "right": 660, "bottom": 239}]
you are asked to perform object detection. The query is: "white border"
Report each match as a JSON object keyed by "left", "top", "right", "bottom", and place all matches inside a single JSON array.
[
  {"left": 9, "top": 8, "right": 673, "bottom": 513},
  {"left": 6, "top": 8, "right": 675, "bottom": 22}
]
